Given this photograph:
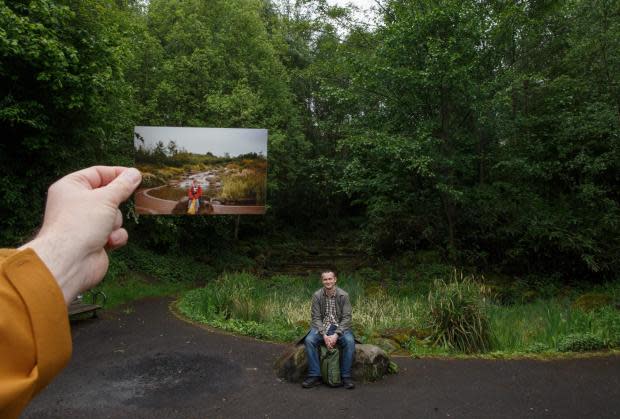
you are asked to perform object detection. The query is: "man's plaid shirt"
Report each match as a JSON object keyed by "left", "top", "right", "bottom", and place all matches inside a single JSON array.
[{"left": 322, "top": 290, "right": 338, "bottom": 332}]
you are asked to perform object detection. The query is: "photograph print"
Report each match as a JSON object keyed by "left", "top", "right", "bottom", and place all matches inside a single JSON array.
[{"left": 134, "top": 126, "right": 267, "bottom": 215}]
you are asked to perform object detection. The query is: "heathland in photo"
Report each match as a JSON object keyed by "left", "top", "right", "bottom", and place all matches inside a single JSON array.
[{"left": 134, "top": 127, "right": 267, "bottom": 215}]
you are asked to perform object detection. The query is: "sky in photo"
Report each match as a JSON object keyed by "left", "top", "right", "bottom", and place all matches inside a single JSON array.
[{"left": 134, "top": 126, "right": 268, "bottom": 157}]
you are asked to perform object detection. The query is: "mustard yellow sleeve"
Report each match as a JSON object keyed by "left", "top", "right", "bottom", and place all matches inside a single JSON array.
[{"left": 0, "top": 248, "right": 72, "bottom": 419}]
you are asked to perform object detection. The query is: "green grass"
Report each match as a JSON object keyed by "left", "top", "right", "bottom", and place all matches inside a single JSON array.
[
  {"left": 176, "top": 271, "right": 620, "bottom": 357},
  {"left": 88, "top": 272, "right": 194, "bottom": 309},
  {"left": 177, "top": 272, "right": 428, "bottom": 343},
  {"left": 489, "top": 300, "right": 585, "bottom": 351},
  {"left": 85, "top": 244, "right": 215, "bottom": 308},
  {"left": 489, "top": 300, "right": 620, "bottom": 353},
  {"left": 105, "top": 243, "right": 216, "bottom": 283},
  {"left": 86, "top": 241, "right": 620, "bottom": 358}
]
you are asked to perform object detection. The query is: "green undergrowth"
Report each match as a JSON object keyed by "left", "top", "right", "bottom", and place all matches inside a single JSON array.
[
  {"left": 87, "top": 242, "right": 620, "bottom": 358},
  {"left": 88, "top": 272, "right": 194, "bottom": 309},
  {"left": 177, "top": 271, "right": 620, "bottom": 357},
  {"left": 87, "top": 244, "right": 215, "bottom": 308},
  {"left": 177, "top": 272, "right": 428, "bottom": 342},
  {"left": 488, "top": 300, "right": 620, "bottom": 353}
]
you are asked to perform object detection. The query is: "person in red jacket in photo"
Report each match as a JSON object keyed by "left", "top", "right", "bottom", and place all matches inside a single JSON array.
[{"left": 187, "top": 179, "right": 202, "bottom": 214}]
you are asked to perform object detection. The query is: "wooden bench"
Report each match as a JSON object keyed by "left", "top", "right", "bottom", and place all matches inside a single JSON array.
[{"left": 68, "top": 291, "right": 107, "bottom": 318}]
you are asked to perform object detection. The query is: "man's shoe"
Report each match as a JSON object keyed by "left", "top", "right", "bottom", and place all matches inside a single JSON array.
[
  {"left": 301, "top": 376, "right": 322, "bottom": 388},
  {"left": 343, "top": 378, "right": 355, "bottom": 389}
]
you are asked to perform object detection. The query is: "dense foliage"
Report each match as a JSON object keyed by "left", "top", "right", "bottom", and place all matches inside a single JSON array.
[
  {"left": 1, "top": 0, "right": 619, "bottom": 280},
  {"left": 1, "top": 0, "right": 138, "bottom": 242}
]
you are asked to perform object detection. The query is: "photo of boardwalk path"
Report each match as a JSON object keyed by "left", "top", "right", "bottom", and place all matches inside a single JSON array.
[
  {"left": 135, "top": 185, "right": 265, "bottom": 215},
  {"left": 134, "top": 167, "right": 266, "bottom": 215},
  {"left": 133, "top": 126, "right": 268, "bottom": 216},
  {"left": 134, "top": 186, "right": 177, "bottom": 214}
]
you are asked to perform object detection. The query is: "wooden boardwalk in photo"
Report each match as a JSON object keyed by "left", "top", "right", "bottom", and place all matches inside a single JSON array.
[
  {"left": 210, "top": 205, "right": 265, "bottom": 215},
  {"left": 134, "top": 187, "right": 177, "bottom": 214},
  {"left": 134, "top": 187, "right": 265, "bottom": 215}
]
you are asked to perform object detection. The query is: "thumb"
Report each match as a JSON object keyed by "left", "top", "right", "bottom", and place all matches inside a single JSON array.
[{"left": 103, "top": 168, "right": 142, "bottom": 207}]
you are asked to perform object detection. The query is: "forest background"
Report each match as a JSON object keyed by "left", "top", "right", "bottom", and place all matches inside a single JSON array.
[{"left": 1, "top": 0, "right": 619, "bottom": 284}]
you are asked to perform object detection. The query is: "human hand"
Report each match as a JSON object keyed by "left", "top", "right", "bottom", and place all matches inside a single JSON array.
[
  {"left": 323, "top": 334, "right": 332, "bottom": 349},
  {"left": 325, "top": 334, "right": 338, "bottom": 349},
  {"left": 19, "top": 166, "right": 141, "bottom": 304}
]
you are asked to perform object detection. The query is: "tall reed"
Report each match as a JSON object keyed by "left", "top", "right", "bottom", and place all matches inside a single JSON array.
[{"left": 427, "top": 274, "right": 491, "bottom": 353}]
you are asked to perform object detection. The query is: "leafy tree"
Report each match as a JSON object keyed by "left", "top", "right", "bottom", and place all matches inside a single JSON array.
[
  {"left": 2, "top": 0, "right": 618, "bottom": 279},
  {"left": 0, "top": 0, "right": 139, "bottom": 244}
]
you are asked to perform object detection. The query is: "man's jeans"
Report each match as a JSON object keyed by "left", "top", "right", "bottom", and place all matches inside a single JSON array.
[{"left": 304, "top": 328, "right": 355, "bottom": 378}]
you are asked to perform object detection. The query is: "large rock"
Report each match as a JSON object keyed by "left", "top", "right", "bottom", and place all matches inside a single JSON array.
[
  {"left": 275, "top": 343, "right": 393, "bottom": 383},
  {"left": 367, "top": 337, "right": 401, "bottom": 354}
]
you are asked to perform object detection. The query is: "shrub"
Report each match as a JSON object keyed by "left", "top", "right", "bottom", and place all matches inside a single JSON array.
[
  {"left": 200, "top": 273, "right": 257, "bottom": 320},
  {"left": 427, "top": 275, "right": 491, "bottom": 353},
  {"left": 139, "top": 172, "right": 166, "bottom": 188},
  {"left": 221, "top": 171, "right": 266, "bottom": 204},
  {"left": 112, "top": 244, "right": 212, "bottom": 282},
  {"left": 557, "top": 333, "right": 607, "bottom": 352},
  {"left": 525, "top": 342, "right": 549, "bottom": 353},
  {"left": 591, "top": 306, "right": 620, "bottom": 348},
  {"left": 572, "top": 293, "right": 613, "bottom": 312}
]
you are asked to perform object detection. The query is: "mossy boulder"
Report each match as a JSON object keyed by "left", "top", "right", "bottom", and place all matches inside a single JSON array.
[
  {"left": 411, "top": 328, "right": 432, "bottom": 340},
  {"left": 380, "top": 327, "right": 418, "bottom": 346},
  {"left": 368, "top": 337, "right": 401, "bottom": 353},
  {"left": 351, "top": 344, "right": 392, "bottom": 381},
  {"left": 572, "top": 293, "right": 613, "bottom": 312},
  {"left": 274, "top": 345, "right": 308, "bottom": 383},
  {"left": 275, "top": 344, "right": 394, "bottom": 383}
]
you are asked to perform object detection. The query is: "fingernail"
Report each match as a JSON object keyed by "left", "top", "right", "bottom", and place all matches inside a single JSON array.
[{"left": 123, "top": 168, "right": 141, "bottom": 184}]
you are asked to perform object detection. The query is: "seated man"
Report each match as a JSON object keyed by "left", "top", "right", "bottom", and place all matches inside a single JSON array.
[
  {"left": 187, "top": 179, "right": 202, "bottom": 214},
  {"left": 302, "top": 271, "right": 355, "bottom": 389}
]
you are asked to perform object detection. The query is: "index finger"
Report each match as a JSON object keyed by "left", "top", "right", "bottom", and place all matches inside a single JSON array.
[{"left": 67, "top": 166, "right": 129, "bottom": 190}]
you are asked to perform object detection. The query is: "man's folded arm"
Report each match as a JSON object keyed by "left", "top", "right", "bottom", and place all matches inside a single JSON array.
[{"left": 0, "top": 249, "right": 72, "bottom": 419}]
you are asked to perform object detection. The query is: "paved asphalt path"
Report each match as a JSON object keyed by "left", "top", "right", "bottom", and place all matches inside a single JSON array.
[{"left": 23, "top": 298, "right": 620, "bottom": 419}]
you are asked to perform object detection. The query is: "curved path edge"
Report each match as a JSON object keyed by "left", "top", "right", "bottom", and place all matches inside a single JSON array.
[{"left": 23, "top": 297, "right": 620, "bottom": 419}]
